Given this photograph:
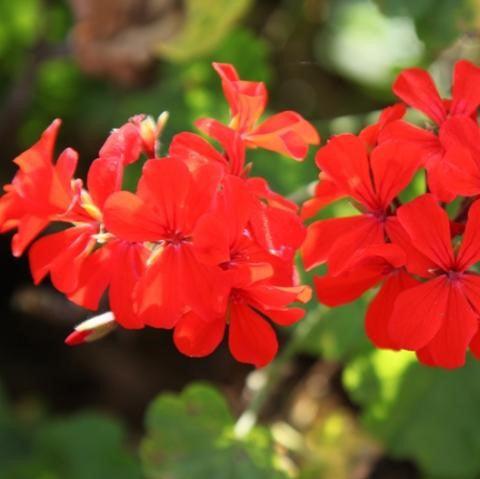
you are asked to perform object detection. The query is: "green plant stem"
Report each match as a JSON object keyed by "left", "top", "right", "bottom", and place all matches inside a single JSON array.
[{"left": 234, "top": 307, "right": 322, "bottom": 438}]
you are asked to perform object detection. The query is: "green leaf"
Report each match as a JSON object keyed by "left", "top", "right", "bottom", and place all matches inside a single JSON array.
[
  {"left": 33, "top": 413, "right": 141, "bottom": 479},
  {"left": 344, "top": 350, "right": 480, "bottom": 479},
  {"left": 156, "top": 0, "right": 252, "bottom": 62},
  {"left": 141, "top": 383, "right": 287, "bottom": 479},
  {"left": 0, "top": 386, "right": 140, "bottom": 479},
  {"left": 373, "top": 0, "right": 474, "bottom": 53},
  {"left": 318, "top": 0, "right": 423, "bottom": 90}
]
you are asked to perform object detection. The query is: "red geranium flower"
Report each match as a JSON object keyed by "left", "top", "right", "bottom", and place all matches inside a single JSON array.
[
  {"left": 196, "top": 63, "right": 320, "bottom": 160},
  {"left": 302, "top": 104, "right": 406, "bottom": 220},
  {"left": 388, "top": 194, "right": 480, "bottom": 368},
  {"left": 103, "top": 158, "right": 225, "bottom": 328},
  {"left": 172, "top": 174, "right": 310, "bottom": 367},
  {"left": 169, "top": 130, "right": 306, "bottom": 262},
  {"left": 302, "top": 135, "right": 420, "bottom": 273},
  {"left": 393, "top": 60, "right": 480, "bottom": 125},
  {"left": 0, "top": 120, "right": 81, "bottom": 256},
  {"left": 28, "top": 118, "right": 153, "bottom": 327},
  {"left": 381, "top": 60, "right": 480, "bottom": 202}
]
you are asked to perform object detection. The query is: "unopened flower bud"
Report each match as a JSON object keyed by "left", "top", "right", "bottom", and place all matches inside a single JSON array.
[{"left": 65, "top": 311, "right": 116, "bottom": 346}]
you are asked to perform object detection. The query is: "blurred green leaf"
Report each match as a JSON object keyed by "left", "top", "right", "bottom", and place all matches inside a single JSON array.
[
  {"left": 157, "top": 0, "right": 252, "bottom": 62},
  {"left": 373, "top": 0, "right": 474, "bottom": 54},
  {"left": 33, "top": 414, "right": 140, "bottom": 479},
  {"left": 141, "top": 382, "right": 287, "bottom": 479},
  {"left": 344, "top": 350, "right": 480, "bottom": 479},
  {"left": 0, "top": 387, "right": 140, "bottom": 479},
  {"left": 318, "top": 0, "right": 423, "bottom": 90}
]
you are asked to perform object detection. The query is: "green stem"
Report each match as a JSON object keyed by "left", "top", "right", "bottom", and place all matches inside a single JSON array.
[{"left": 234, "top": 307, "right": 322, "bottom": 438}]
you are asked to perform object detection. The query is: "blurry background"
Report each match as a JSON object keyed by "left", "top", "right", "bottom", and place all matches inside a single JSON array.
[{"left": 1, "top": 1, "right": 480, "bottom": 478}]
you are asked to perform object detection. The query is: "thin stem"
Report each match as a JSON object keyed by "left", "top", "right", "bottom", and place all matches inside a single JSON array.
[{"left": 234, "top": 306, "right": 323, "bottom": 438}]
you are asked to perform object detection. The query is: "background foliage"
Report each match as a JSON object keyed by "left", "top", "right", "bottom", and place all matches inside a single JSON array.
[{"left": 1, "top": 0, "right": 480, "bottom": 478}]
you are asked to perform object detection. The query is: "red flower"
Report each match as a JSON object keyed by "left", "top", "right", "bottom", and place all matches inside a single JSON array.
[
  {"left": 173, "top": 174, "right": 310, "bottom": 367},
  {"left": 174, "top": 263, "right": 310, "bottom": 368},
  {"left": 0, "top": 120, "right": 81, "bottom": 256},
  {"left": 302, "top": 135, "right": 421, "bottom": 273},
  {"left": 103, "top": 158, "right": 225, "bottom": 328},
  {"left": 381, "top": 60, "right": 480, "bottom": 202},
  {"left": 28, "top": 118, "right": 152, "bottom": 326},
  {"left": 388, "top": 194, "right": 480, "bottom": 368},
  {"left": 302, "top": 104, "right": 406, "bottom": 220},
  {"left": 196, "top": 63, "right": 320, "bottom": 160},
  {"left": 393, "top": 60, "right": 480, "bottom": 125},
  {"left": 169, "top": 131, "right": 306, "bottom": 262}
]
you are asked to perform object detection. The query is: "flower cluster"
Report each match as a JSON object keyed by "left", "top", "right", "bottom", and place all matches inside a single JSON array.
[
  {"left": 303, "top": 59, "right": 480, "bottom": 369},
  {"left": 0, "top": 63, "right": 318, "bottom": 367}
]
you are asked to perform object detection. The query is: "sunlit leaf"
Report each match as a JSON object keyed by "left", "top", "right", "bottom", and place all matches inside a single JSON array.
[
  {"left": 344, "top": 350, "right": 480, "bottom": 479},
  {"left": 156, "top": 0, "right": 252, "bottom": 62},
  {"left": 141, "top": 382, "right": 287, "bottom": 479}
]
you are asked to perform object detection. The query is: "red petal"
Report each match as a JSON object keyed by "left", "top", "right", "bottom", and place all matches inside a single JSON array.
[
  {"left": 49, "top": 230, "right": 95, "bottom": 293},
  {"left": 315, "top": 134, "right": 376, "bottom": 208},
  {"left": 248, "top": 111, "right": 320, "bottom": 160},
  {"left": 459, "top": 274, "right": 480, "bottom": 316},
  {"left": 436, "top": 117, "right": 480, "bottom": 197},
  {"left": 250, "top": 203, "right": 305, "bottom": 261},
  {"left": 103, "top": 191, "right": 166, "bottom": 242},
  {"left": 338, "top": 242, "right": 406, "bottom": 274},
  {"left": 192, "top": 212, "right": 231, "bottom": 265},
  {"left": 244, "top": 283, "right": 310, "bottom": 310},
  {"left": 301, "top": 175, "right": 345, "bottom": 220},
  {"left": 415, "top": 282, "right": 478, "bottom": 368},
  {"left": 315, "top": 268, "right": 381, "bottom": 306},
  {"left": 137, "top": 158, "right": 192, "bottom": 232},
  {"left": 65, "top": 330, "right": 90, "bottom": 346},
  {"left": 87, "top": 156, "right": 123, "bottom": 210},
  {"left": 14, "top": 119, "right": 61, "bottom": 172},
  {"left": 229, "top": 303, "right": 278, "bottom": 367},
  {"left": 169, "top": 132, "right": 228, "bottom": 170},
  {"left": 109, "top": 242, "right": 146, "bottom": 328},
  {"left": 359, "top": 103, "right": 406, "bottom": 147},
  {"left": 246, "top": 177, "right": 298, "bottom": 212},
  {"left": 385, "top": 217, "right": 437, "bottom": 278},
  {"left": 302, "top": 216, "right": 376, "bottom": 271},
  {"left": 393, "top": 68, "right": 447, "bottom": 124},
  {"left": 450, "top": 60, "right": 480, "bottom": 117},
  {"left": 213, "top": 62, "right": 239, "bottom": 82},
  {"left": 379, "top": 119, "right": 439, "bottom": 156},
  {"left": 370, "top": 141, "right": 422, "bottom": 208},
  {"left": 67, "top": 245, "right": 112, "bottom": 310},
  {"left": 365, "top": 270, "right": 418, "bottom": 349},
  {"left": 135, "top": 245, "right": 182, "bottom": 328},
  {"left": 55, "top": 147, "right": 79, "bottom": 188},
  {"left": 326, "top": 217, "right": 385, "bottom": 275},
  {"left": 265, "top": 307, "right": 305, "bottom": 326},
  {"left": 220, "top": 175, "right": 255, "bottom": 240},
  {"left": 12, "top": 215, "right": 49, "bottom": 257},
  {"left": 389, "top": 276, "right": 449, "bottom": 350},
  {"left": 195, "top": 119, "right": 246, "bottom": 175},
  {"left": 98, "top": 122, "right": 143, "bottom": 166},
  {"left": 213, "top": 63, "right": 267, "bottom": 130},
  {"left": 137, "top": 244, "right": 222, "bottom": 328},
  {"left": 395, "top": 194, "right": 454, "bottom": 270},
  {"left": 29, "top": 226, "right": 91, "bottom": 284},
  {"left": 457, "top": 200, "right": 480, "bottom": 271},
  {"left": 174, "top": 311, "right": 225, "bottom": 357}
]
